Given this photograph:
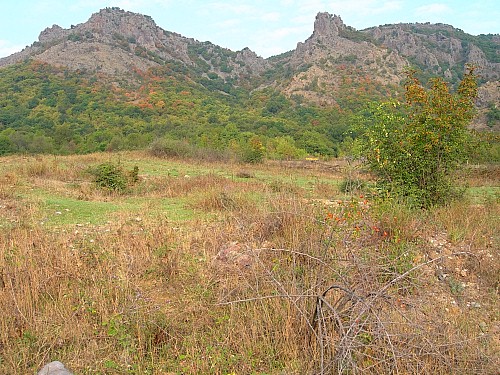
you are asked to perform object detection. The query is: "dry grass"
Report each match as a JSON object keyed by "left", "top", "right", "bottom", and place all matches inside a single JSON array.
[{"left": 0, "top": 152, "right": 498, "bottom": 374}]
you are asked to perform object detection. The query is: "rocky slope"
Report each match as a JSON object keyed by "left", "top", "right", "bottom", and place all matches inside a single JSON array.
[
  {"left": 270, "top": 13, "right": 408, "bottom": 106},
  {"left": 0, "top": 7, "right": 498, "bottom": 127},
  {"left": 363, "top": 22, "right": 499, "bottom": 82},
  {"left": 0, "top": 7, "right": 269, "bottom": 80}
]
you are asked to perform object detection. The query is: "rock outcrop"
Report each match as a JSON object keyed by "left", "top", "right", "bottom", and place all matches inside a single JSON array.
[
  {"left": 0, "top": 7, "right": 267, "bottom": 80},
  {"left": 273, "top": 12, "right": 407, "bottom": 105},
  {"left": 363, "top": 22, "right": 500, "bottom": 81}
]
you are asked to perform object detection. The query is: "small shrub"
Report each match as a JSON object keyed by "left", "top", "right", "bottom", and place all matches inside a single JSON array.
[
  {"left": 89, "top": 162, "right": 139, "bottom": 192},
  {"left": 128, "top": 165, "right": 139, "bottom": 183},
  {"left": 268, "top": 180, "right": 299, "bottom": 194},
  {"left": 240, "top": 136, "right": 265, "bottom": 164}
]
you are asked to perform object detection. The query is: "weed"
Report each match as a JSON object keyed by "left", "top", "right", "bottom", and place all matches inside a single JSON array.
[
  {"left": 448, "top": 276, "right": 465, "bottom": 296},
  {"left": 339, "top": 177, "right": 366, "bottom": 194}
]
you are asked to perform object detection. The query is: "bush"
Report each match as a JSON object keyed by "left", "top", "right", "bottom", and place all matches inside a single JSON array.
[
  {"left": 339, "top": 177, "right": 366, "bottom": 194},
  {"left": 149, "top": 137, "right": 236, "bottom": 162},
  {"left": 359, "top": 66, "right": 478, "bottom": 208},
  {"left": 149, "top": 138, "right": 193, "bottom": 158},
  {"left": 267, "top": 136, "right": 307, "bottom": 160},
  {"left": 89, "top": 162, "right": 138, "bottom": 192},
  {"left": 240, "top": 136, "right": 265, "bottom": 164}
]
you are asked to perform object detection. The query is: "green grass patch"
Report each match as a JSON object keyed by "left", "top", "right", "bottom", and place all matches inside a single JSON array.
[
  {"left": 133, "top": 196, "right": 197, "bottom": 222},
  {"left": 466, "top": 186, "right": 500, "bottom": 204},
  {"left": 41, "top": 196, "right": 122, "bottom": 225},
  {"left": 121, "top": 158, "right": 227, "bottom": 178},
  {"left": 41, "top": 196, "right": 198, "bottom": 225}
]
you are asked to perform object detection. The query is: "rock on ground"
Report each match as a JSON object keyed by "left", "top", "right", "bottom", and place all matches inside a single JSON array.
[{"left": 37, "top": 361, "right": 73, "bottom": 375}]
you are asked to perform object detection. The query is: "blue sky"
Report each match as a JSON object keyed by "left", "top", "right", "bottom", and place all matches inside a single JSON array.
[{"left": 1, "top": 0, "right": 499, "bottom": 59}]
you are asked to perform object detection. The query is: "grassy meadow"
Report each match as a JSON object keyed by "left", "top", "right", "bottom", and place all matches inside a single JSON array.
[{"left": 0, "top": 152, "right": 498, "bottom": 374}]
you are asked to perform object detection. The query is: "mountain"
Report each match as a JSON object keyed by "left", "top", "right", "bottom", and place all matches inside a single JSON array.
[
  {"left": 363, "top": 22, "right": 499, "bottom": 82},
  {"left": 268, "top": 13, "right": 408, "bottom": 107},
  {"left": 0, "top": 7, "right": 269, "bottom": 84},
  {"left": 0, "top": 7, "right": 498, "bottom": 156}
]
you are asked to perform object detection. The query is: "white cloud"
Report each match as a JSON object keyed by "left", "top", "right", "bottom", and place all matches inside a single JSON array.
[
  {"left": 249, "top": 24, "right": 311, "bottom": 57},
  {"left": 0, "top": 40, "right": 24, "bottom": 58},
  {"left": 325, "top": 0, "right": 403, "bottom": 16},
  {"left": 375, "top": 1, "right": 403, "bottom": 13},
  {"left": 207, "top": 2, "right": 257, "bottom": 16},
  {"left": 298, "top": 0, "right": 328, "bottom": 14},
  {"left": 215, "top": 18, "right": 241, "bottom": 29},
  {"left": 262, "top": 12, "right": 281, "bottom": 22},
  {"left": 416, "top": 3, "right": 451, "bottom": 16},
  {"left": 272, "top": 26, "right": 307, "bottom": 39},
  {"left": 292, "top": 14, "right": 317, "bottom": 25}
]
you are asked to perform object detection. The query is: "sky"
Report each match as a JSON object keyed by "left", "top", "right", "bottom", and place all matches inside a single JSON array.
[{"left": 0, "top": 0, "right": 499, "bottom": 59}]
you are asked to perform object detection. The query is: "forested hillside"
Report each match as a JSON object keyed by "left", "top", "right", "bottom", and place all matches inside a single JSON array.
[
  {"left": 0, "top": 60, "right": 363, "bottom": 157},
  {"left": 0, "top": 7, "right": 498, "bottom": 158}
]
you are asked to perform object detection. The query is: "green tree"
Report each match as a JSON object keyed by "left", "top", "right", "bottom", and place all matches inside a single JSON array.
[
  {"left": 298, "top": 130, "right": 336, "bottom": 156},
  {"left": 0, "top": 134, "right": 13, "bottom": 155},
  {"left": 361, "top": 65, "right": 478, "bottom": 208},
  {"left": 268, "top": 136, "right": 307, "bottom": 160},
  {"left": 240, "top": 135, "right": 265, "bottom": 163}
]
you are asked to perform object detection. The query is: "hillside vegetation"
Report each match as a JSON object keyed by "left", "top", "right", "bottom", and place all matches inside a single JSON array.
[
  {"left": 0, "top": 60, "right": 364, "bottom": 158},
  {"left": 0, "top": 8, "right": 499, "bottom": 158}
]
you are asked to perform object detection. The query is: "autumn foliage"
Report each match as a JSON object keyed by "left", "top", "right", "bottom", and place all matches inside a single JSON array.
[{"left": 361, "top": 65, "right": 478, "bottom": 207}]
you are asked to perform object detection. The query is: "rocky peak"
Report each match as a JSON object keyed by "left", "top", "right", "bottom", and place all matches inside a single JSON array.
[
  {"left": 38, "top": 24, "right": 68, "bottom": 43},
  {"left": 83, "top": 7, "right": 157, "bottom": 33},
  {"left": 293, "top": 12, "right": 347, "bottom": 59},
  {"left": 312, "top": 12, "right": 345, "bottom": 39},
  {"left": 236, "top": 47, "right": 270, "bottom": 73}
]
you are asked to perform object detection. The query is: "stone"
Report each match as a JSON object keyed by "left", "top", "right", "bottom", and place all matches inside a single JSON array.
[
  {"left": 479, "top": 321, "right": 488, "bottom": 333},
  {"left": 215, "top": 241, "right": 254, "bottom": 268},
  {"left": 37, "top": 361, "right": 73, "bottom": 375}
]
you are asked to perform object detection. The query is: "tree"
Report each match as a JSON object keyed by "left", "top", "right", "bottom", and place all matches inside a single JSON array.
[
  {"left": 240, "top": 135, "right": 265, "bottom": 163},
  {"left": 361, "top": 65, "right": 478, "bottom": 208},
  {"left": 0, "top": 134, "right": 13, "bottom": 155},
  {"left": 268, "top": 136, "right": 307, "bottom": 160}
]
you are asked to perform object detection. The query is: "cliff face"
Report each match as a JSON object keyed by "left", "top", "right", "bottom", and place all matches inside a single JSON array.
[
  {"left": 363, "top": 23, "right": 499, "bottom": 81},
  {"left": 270, "top": 13, "right": 408, "bottom": 106}
]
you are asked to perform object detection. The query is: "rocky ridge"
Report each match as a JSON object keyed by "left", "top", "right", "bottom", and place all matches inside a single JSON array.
[
  {"left": 0, "top": 7, "right": 268, "bottom": 79},
  {"left": 363, "top": 22, "right": 499, "bottom": 81},
  {"left": 0, "top": 7, "right": 498, "bottom": 126},
  {"left": 273, "top": 13, "right": 408, "bottom": 105}
]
